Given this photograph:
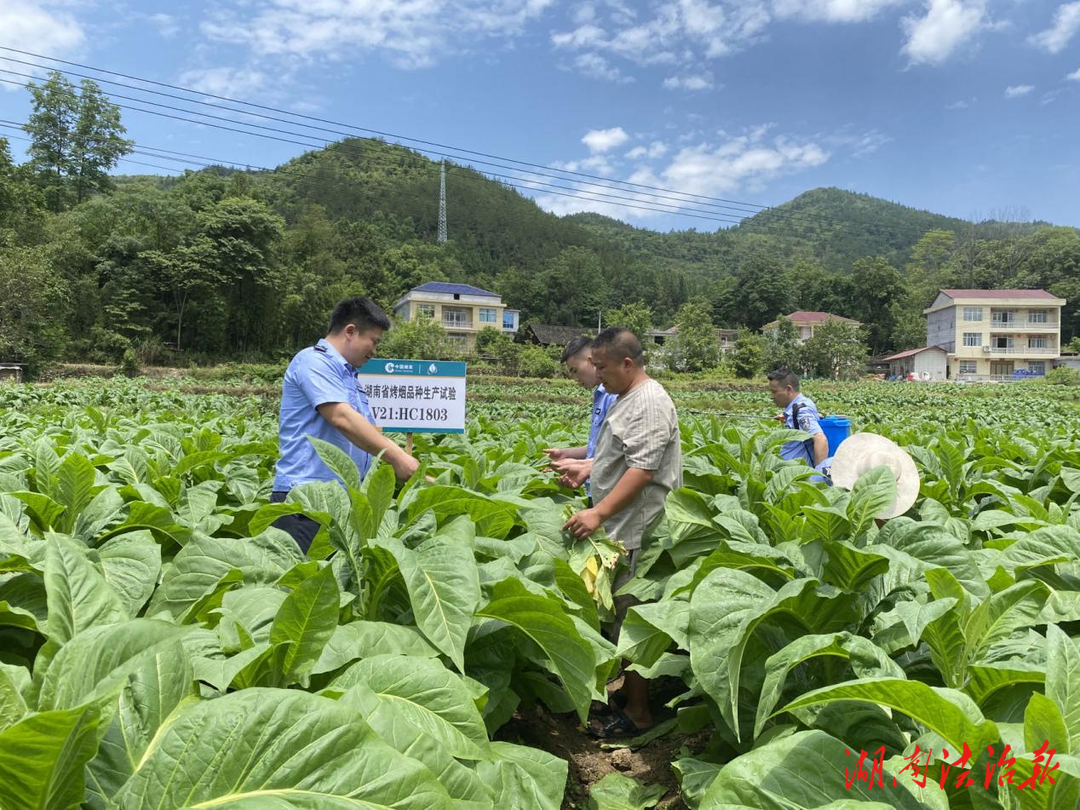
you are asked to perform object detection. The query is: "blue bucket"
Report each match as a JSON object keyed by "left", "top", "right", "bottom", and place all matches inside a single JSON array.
[{"left": 819, "top": 416, "right": 851, "bottom": 457}]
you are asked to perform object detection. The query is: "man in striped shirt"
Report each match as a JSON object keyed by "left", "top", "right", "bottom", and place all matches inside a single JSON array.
[{"left": 564, "top": 327, "right": 682, "bottom": 737}]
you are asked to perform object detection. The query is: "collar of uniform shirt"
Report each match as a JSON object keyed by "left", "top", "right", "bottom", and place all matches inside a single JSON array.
[
  {"left": 316, "top": 337, "right": 356, "bottom": 374},
  {"left": 784, "top": 393, "right": 806, "bottom": 416}
]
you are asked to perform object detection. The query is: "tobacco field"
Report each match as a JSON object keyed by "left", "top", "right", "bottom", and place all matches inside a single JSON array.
[{"left": 2, "top": 377, "right": 1080, "bottom": 809}]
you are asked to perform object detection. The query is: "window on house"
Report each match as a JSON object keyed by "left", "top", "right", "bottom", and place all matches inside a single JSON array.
[
  {"left": 1028, "top": 361, "right": 1046, "bottom": 375},
  {"left": 1028, "top": 310, "right": 1048, "bottom": 324},
  {"left": 443, "top": 307, "right": 471, "bottom": 328},
  {"left": 1029, "top": 336, "right": 1047, "bottom": 349},
  {"left": 417, "top": 304, "right": 435, "bottom": 319},
  {"left": 963, "top": 333, "right": 981, "bottom": 347},
  {"left": 963, "top": 307, "right": 982, "bottom": 321},
  {"left": 959, "top": 361, "right": 978, "bottom": 374},
  {"left": 993, "top": 336, "right": 1013, "bottom": 349},
  {"left": 479, "top": 308, "right": 497, "bottom": 323},
  {"left": 991, "top": 310, "right": 1015, "bottom": 325},
  {"left": 502, "top": 312, "right": 516, "bottom": 330}
]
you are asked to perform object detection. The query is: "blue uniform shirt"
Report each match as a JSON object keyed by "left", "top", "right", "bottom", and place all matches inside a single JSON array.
[
  {"left": 586, "top": 385, "right": 618, "bottom": 460},
  {"left": 273, "top": 338, "right": 377, "bottom": 491},
  {"left": 585, "top": 385, "right": 617, "bottom": 497},
  {"left": 780, "top": 393, "right": 823, "bottom": 465}
]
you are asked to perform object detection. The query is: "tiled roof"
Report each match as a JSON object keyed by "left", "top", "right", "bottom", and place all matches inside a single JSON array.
[
  {"left": 883, "top": 346, "right": 947, "bottom": 361},
  {"left": 783, "top": 310, "right": 861, "bottom": 324},
  {"left": 527, "top": 324, "right": 593, "bottom": 345},
  {"left": 940, "top": 289, "right": 1057, "bottom": 300},
  {"left": 411, "top": 282, "right": 500, "bottom": 298}
]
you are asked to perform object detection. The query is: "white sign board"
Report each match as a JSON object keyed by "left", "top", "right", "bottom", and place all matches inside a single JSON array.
[{"left": 356, "top": 358, "right": 466, "bottom": 434}]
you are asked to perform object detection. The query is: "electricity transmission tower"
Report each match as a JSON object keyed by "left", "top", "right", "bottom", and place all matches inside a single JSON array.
[{"left": 437, "top": 160, "right": 447, "bottom": 244}]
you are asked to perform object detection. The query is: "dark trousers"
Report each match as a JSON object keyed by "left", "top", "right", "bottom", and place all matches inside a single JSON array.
[{"left": 270, "top": 491, "right": 318, "bottom": 554}]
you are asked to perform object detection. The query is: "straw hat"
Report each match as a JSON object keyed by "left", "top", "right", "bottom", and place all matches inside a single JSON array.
[{"left": 829, "top": 433, "right": 920, "bottom": 519}]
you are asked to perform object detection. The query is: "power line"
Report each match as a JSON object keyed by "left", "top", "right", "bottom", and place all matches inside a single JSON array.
[
  {"left": 0, "top": 48, "right": 971, "bottom": 245},
  {"left": 0, "top": 116, "right": 748, "bottom": 226}
]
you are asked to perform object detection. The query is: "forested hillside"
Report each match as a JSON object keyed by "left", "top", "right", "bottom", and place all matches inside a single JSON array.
[{"left": 3, "top": 101, "right": 1079, "bottom": 374}]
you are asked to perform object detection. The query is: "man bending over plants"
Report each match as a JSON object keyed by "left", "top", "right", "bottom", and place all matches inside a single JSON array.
[
  {"left": 271, "top": 296, "right": 419, "bottom": 552},
  {"left": 544, "top": 336, "right": 618, "bottom": 504},
  {"left": 564, "top": 327, "right": 682, "bottom": 738}
]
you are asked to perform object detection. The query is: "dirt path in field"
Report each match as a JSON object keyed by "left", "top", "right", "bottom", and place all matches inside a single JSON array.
[
  {"left": 497, "top": 707, "right": 707, "bottom": 809},
  {"left": 495, "top": 675, "right": 710, "bottom": 809}
]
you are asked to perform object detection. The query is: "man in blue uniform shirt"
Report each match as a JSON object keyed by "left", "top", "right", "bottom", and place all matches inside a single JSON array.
[
  {"left": 767, "top": 368, "right": 828, "bottom": 468},
  {"left": 544, "top": 336, "right": 618, "bottom": 501},
  {"left": 271, "top": 296, "right": 419, "bottom": 551}
]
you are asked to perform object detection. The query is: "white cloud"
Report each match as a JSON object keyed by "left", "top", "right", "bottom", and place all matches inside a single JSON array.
[
  {"left": 625, "top": 140, "right": 669, "bottom": 160},
  {"left": 535, "top": 125, "right": 830, "bottom": 221},
  {"left": 1029, "top": 1, "right": 1080, "bottom": 54},
  {"left": 178, "top": 66, "right": 274, "bottom": 98},
  {"left": 1004, "top": 84, "right": 1034, "bottom": 98},
  {"left": 663, "top": 72, "right": 715, "bottom": 90},
  {"left": 0, "top": 1, "right": 84, "bottom": 82},
  {"left": 945, "top": 98, "right": 971, "bottom": 108},
  {"left": 902, "top": 0, "right": 986, "bottom": 66},
  {"left": 1068, "top": 68, "right": 1080, "bottom": 81},
  {"left": 201, "top": 0, "right": 555, "bottom": 69},
  {"left": 568, "top": 53, "right": 633, "bottom": 83},
  {"left": 146, "top": 13, "right": 180, "bottom": 39},
  {"left": 772, "top": 0, "right": 904, "bottom": 24},
  {"left": 582, "top": 127, "right": 630, "bottom": 153},
  {"left": 551, "top": 0, "right": 771, "bottom": 71}
]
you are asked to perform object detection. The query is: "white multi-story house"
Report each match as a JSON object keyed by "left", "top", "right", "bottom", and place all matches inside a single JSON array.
[
  {"left": 924, "top": 289, "right": 1066, "bottom": 380},
  {"left": 393, "top": 282, "right": 519, "bottom": 352},
  {"left": 763, "top": 311, "right": 862, "bottom": 343}
]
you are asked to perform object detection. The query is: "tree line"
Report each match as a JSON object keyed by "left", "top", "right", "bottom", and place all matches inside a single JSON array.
[{"left": 2, "top": 71, "right": 1079, "bottom": 378}]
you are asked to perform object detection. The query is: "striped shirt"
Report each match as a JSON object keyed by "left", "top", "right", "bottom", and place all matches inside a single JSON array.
[{"left": 590, "top": 378, "right": 682, "bottom": 551}]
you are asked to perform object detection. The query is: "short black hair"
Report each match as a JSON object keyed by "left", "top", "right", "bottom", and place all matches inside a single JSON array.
[
  {"left": 767, "top": 368, "right": 800, "bottom": 390},
  {"left": 327, "top": 296, "right": 391, "bottom": 335},
  {"left": 592, "top": 327, "right": 644, "bottom": 366},
  {"left": 561, "top": 336, "right": 592, "bottom": 363}
]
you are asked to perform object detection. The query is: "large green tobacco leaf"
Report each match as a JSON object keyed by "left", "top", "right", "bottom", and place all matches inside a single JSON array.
[
  {"left": 754, "top": 633, "right": 904, "bottom": 740},
  {"left": 379, "top": 535, "right": 481, "bottom": 673},
  {"left": 37, "top": 619, "right": 190, "bottom": 712},
  {"left": 54, "top": 453, "right": 99, "bottom": 535},
  {"left": 85, "top": 639, "right": 195, "bottom": 806},
  {"left": 847, "top": 466, "right": 898, "bottom": 535},
  {"left": 476, "top": 741, "right": 568, "bottom": 810},
  {"left": 147, "top": 531, "right": 303, "bottom": 619},
  {"left": 310, "top": 436, "right": 363, "bottom": 494},
  {"left": 331, "top": 654, "right": 490, "bottom": 760},
  {"left": 690, "top": 569, "right": 857, "bottom": 741},
  {"left": 110, "top": 689, "right": 453, "bottom": 809},
  {"left": 477, "top": 577, "right": 601, "bottom": 723},
  {"left": 96, "top": 532, "right": 161, "bottom": 618},
  {"left": 44, "top": 533, "right": 126, "bottom": 645},
  {"left": 700, "top": 730, "right": 939, "bottom": 810},
  {"left": 1045, "top": 624, "right": 1080, "bottom": 752},
  {"left": 587, "top": 773, "right": 666, "bottom": 809},
  {"left": 776, "top": 678, "right": 1000, "bottom": 754},
  {"left": 0, "top": 701, "right": 104, "bottom": 810},
  {"left": 405, "top": 486, "right": 518, "bottom": 539},
  {"left": 312, "top": 621, "right": 438, "bottom": 675},
  {"left": 268, "top": 563, "right": 340, "bottom": 682}
]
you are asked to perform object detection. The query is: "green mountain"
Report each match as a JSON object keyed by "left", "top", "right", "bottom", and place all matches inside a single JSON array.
[{"left": 7, "top": 135, "right": 1079, "bottom": 370}]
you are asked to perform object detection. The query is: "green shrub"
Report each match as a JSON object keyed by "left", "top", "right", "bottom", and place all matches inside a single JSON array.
[
  {"left": 1045, "top": 366, "right": 1080, "bottom": 386},
  {"left": 517, "top": 345, "right": 558, "bottom": 378},
  {"left": 120, "top": 347, "right": 140, "bottom": 378}
]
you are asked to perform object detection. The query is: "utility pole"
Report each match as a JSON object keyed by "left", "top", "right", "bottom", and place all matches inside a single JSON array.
[{"left": 437, "top": 160, "right": 447, "bottom": 245}]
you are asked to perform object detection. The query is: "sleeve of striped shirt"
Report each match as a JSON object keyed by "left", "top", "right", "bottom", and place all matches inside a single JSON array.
[{"left": 620, "top": 385, "right": 677, "bottom": 471}]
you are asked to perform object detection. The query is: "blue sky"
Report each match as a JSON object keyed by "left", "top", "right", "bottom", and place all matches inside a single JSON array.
[{"left": 1, "top": 0, "right": 1079, "bottom": 233}]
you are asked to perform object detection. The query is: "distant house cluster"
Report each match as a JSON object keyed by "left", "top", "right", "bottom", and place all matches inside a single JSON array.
[
  {"left": 395, "top": 281, "right": 1073, "bottom": 382},
  {"left": 884, "top": 289, "right": 1068, "bottom": 381},
  {"left": 394, "top": 283, "right": 519, "bottom": 352}
]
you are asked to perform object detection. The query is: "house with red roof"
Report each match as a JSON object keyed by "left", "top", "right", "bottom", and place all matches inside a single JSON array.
[
  {"left": 924, "top": 289, "right": 1067, "bottom": 380},
  {"left": 762, "top": 311, "right": 862, "bottom": 343},
  {"left": 393, "top": 282, "right": 519, "bottom": 352}
]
